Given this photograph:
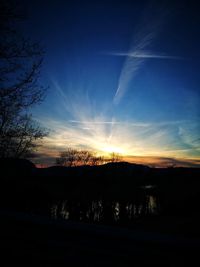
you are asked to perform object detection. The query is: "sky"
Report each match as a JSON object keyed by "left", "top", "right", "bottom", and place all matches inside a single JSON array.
[{"left": 20, "top": 0, "right": 200, "bottom": 167}]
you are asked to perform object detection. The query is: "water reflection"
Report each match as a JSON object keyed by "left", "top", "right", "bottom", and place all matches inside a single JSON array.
[{"left": 51, "top": 194, "right": 159, "bottom": 223}]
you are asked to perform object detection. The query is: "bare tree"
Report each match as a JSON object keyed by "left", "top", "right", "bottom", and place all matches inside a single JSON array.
[
  {"left": 0, "top": 1, "right": 47, "bottom": 158},
  {"left": 56, "top": 148, "right": 79, "bottom": 167},
  {"left": 90, "top": 155, "right": 105, "bottom": 166},
  {"left": 77, "top": 150, "right": 93, "bottom": 165},
  {"left": 56, "top": 148, "right": 106, "bottom": 167},
  {"left": 109, "top": 152, "right": 123, "bottom": 163},
  {"left": 1, "top": 114, "right": 47, "bottom": 158}
]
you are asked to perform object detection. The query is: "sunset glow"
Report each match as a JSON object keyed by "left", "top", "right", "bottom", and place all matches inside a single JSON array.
[{"left": 101, "top": 146, "right": 125, "bottom": 155}]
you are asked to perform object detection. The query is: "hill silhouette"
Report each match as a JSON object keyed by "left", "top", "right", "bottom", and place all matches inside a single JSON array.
[{"left": 1, "top": 158, "right": 200, "bottom": 219}]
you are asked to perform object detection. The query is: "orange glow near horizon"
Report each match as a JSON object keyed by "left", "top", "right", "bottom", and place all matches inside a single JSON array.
[{"left": 33, "top": 142, "right": 200, "bottom": 168}]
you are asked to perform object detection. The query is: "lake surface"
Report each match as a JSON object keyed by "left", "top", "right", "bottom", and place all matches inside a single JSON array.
[{"left": 50, "top": 192, "right": 159, "bottom": 223}]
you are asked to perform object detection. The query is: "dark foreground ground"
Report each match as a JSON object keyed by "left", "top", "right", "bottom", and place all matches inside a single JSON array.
[
  {"left": 1, "top": 159, "right": 200, "bottom": 266},
  {"left": 0, "top": 210, "right": 200, "bottom": 266}
]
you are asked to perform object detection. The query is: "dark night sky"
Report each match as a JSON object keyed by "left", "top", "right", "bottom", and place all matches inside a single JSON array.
[{"left": 19, "top": 0, "right": 200, "bottom": 166}]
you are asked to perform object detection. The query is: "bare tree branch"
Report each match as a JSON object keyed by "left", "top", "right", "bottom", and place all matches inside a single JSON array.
[{"left": 0, "top": 0, "right": 48, "bottom": 159}]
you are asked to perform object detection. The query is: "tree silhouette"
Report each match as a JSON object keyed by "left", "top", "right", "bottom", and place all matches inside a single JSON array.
[
  {"left": 56, "top": 148, "right": 79, "bottom": 167},
  {"left": 56, "top": 148, "right": 125, "bottom": 167},
  {"left": 0, "top": 1, "right": 47, "bottom": 158},
  {"left": 90, "top": 155, "right": 105, "bottom": 166},
  {"left": 77, "top": 150, "right": 93, "bottom": 165},
  {"left": 109, "top": 152, "right": 123, "bottom": 163},
  {"left": 56, "top": 148, "right": 106, "bottom": 167}
]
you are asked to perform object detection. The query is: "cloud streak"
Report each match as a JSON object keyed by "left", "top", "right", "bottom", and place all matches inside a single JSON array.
[
  {"left": 107, "top": 51, "right": 182, "bottom": 60},
  {"left": 112, "top": 2, "right": 171, "bottom": 105},
  {"left": 126, "top": 155, "right": 200, "bottom": 168},
  {"left": 69, "top": 120, "right": 150, "bottom": 127}
]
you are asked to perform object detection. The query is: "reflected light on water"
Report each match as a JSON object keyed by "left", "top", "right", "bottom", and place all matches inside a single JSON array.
[{"left": 50, "top": 195, "right": 159, "bottom": 223}]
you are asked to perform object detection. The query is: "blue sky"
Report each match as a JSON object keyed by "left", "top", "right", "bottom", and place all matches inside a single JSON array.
[{"left": 21, "top": 0, "right": 200, "bottom": 166}]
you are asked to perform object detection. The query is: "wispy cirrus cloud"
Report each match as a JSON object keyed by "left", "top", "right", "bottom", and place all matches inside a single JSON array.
[
  {"left": 106, "top": 51, "right": 182, "bottom": 60},
  {"left": 109, "top": 1, "right": 177, "bottom": 105},
  {"left": 126, "top": 155, "right": 200, "bottom": 168},
  {"left": 69, "top": 119, "right": 150, "bottom": 127}
]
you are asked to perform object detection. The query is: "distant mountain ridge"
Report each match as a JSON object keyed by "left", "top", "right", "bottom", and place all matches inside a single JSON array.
[{"left": 1, "top": 158, "right": 199, "bottom": 179}]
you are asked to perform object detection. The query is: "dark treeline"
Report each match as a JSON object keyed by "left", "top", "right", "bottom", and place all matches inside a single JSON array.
[
  {"left": 56, "top": 148, "right": 122, "bottom": 167},
  {"left": 1, "top": 158, "right": 200, "bottom": 226}
]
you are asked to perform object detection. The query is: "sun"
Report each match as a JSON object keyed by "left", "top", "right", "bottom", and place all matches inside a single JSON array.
[{"left": 101, "top": 146, "right": 125, "bottom": 155}]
